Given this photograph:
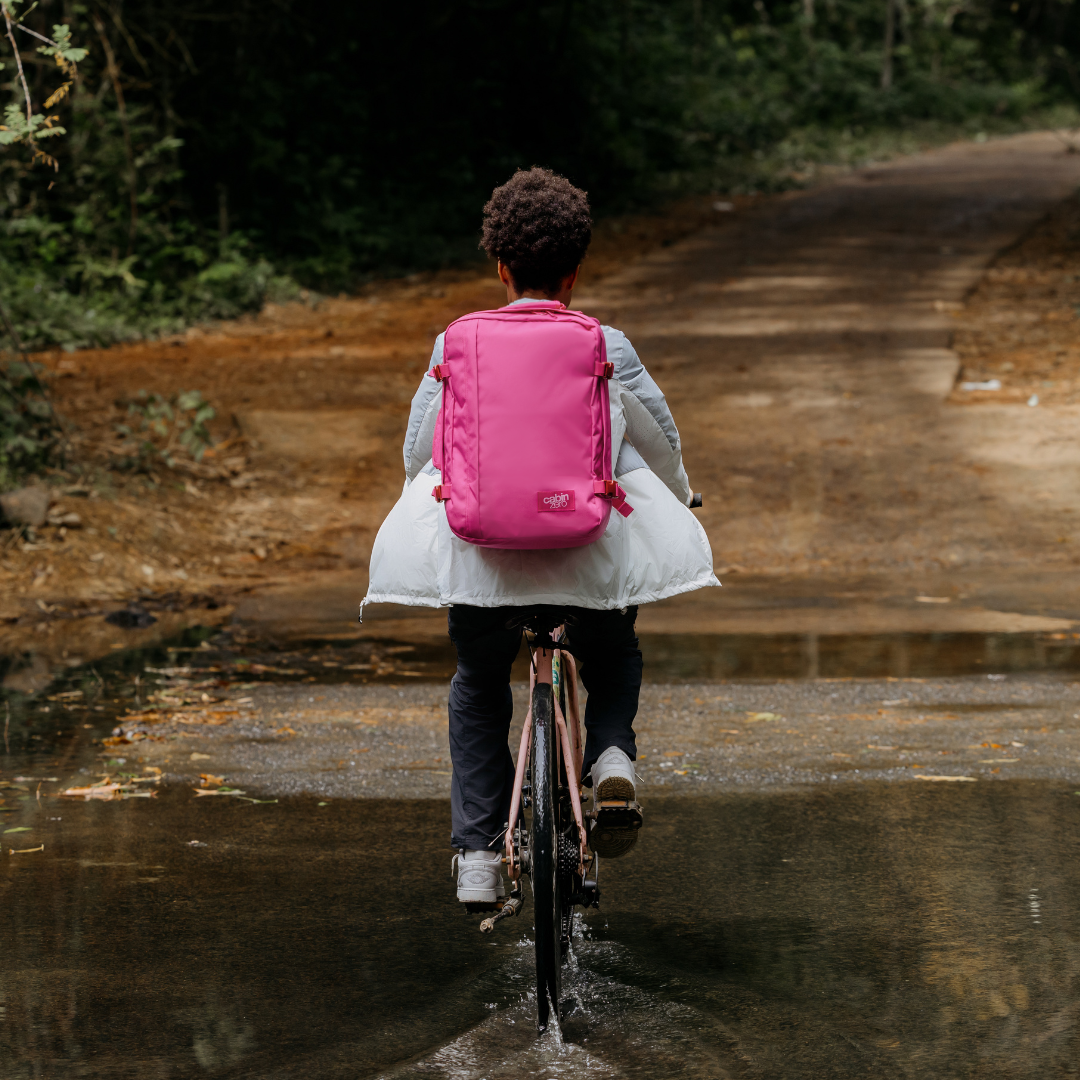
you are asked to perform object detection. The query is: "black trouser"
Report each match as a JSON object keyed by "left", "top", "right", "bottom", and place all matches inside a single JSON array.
[{"left": 447, "top": 605, "right": 642, "bottom": 850}]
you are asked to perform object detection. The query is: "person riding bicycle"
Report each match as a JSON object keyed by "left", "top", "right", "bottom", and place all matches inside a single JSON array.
[{"left": 363, "top": 167, "right": 719, "bottom": 904}]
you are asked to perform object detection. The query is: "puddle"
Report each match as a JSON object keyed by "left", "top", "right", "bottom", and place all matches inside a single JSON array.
[
  {"left": 638, "top": 630, "right": 1080, "bottom": 680},
  {"left": 3, "top": 775, "right": 1079, "bottom": 1078},
  {"left": 6, "top": 629, "right": 1080, "bottom": 723},
  {"left": 0, "top": 628, "right": 458, "bottom": 759}
]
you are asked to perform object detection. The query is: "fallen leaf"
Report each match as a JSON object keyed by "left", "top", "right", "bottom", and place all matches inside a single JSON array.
[
  {"left": 61, "top": 784, "right": 122, "bottom": 800},
  {"left": 662, "top": 751, "right": 684, "bottom": 758},
  {"left": 831, "top": 752, "right": 852, "bottom": 758},
  {"left": 979, "top": 758, "right": 1019, "bottom": 764},
  {"left": 275, "top": 726, "right": 297, "bottom": 736},
  {"left": 192, "top": 787, "right": 246, "bottom": 797},
  {"left": 746, "top": 712, "right": 782, "bottom": 722},
  {"left": 189, "top": 753, "right": 212, "bottom": 761},
  {"left": 3, "top": 826, "right": 31, "bottom": 833},
  {"left": 915, "top": 775, "right": 977, "bottom": 782},
  {"left": 8, "top": 844, "right": 43, "bottom": 854},
  {"left": 199, "top": 773, "right": 226, "bottom": 787}
]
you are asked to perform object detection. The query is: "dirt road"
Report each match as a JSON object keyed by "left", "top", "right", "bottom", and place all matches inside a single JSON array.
[
  {"left": 9, "top": 135, "right": 1080, "bottom": 1079},
  {"left": 5, "top": 130, "right": 1080, "bottom": 672}
]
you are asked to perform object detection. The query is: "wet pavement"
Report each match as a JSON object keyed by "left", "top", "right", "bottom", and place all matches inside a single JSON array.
[
  {"left": 29, "top": 625, "right": 1074, "bottom": 800},
  {"left": 1, "top": 626, "right": 1079, "bottom": 1077},
  {"left": 3, "top": 766, "right": 1079, "bottom": 1078}
]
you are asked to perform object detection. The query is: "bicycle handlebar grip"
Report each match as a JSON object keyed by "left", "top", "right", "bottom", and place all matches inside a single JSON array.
[{"left": 690, "top": 493, "right": 703, "bottom": 509}]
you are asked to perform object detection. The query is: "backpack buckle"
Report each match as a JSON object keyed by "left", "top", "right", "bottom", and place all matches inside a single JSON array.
[
  {"left": 593, "top": 360, "right": 614, "bottom": 379},
  {"left": 430, "top": 364, "right": 450, "bottom": 382},
  {"left": 592, "top": 480, "right": 633, "bottom": 516},
  {"left": 433, "top": 484, "right": 451, "bottom": 502}
]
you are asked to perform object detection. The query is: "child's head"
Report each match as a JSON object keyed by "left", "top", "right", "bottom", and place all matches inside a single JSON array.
[{"left": 481, "top": 168, "right": 592, "bottom": 296}]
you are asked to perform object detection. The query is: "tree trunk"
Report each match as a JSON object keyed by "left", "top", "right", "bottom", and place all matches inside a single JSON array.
[{"left": 881, "top": 0, "right": 895, "bottom": 89}]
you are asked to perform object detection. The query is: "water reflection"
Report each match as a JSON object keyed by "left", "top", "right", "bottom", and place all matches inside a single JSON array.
[
  {"left": 3, "top": 782, "right": 1078, "bottom": 1077},
  {"left": 639, "top": 630, "right": 1080, "bottom": 680},
  {"left": 5, "top": 629, "right": 1080, "bottom": 707}
]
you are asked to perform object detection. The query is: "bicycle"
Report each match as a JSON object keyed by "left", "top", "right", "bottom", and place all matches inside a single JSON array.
[{"left": 474, "top": 607, "right": 642, "bottom": 1032}]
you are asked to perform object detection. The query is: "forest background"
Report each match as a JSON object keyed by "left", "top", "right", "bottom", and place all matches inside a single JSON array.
[{"left": 0, "top": 0, "right": 1077, "bottom": 355}]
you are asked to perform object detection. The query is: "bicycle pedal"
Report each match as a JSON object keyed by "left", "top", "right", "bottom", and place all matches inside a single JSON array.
[{"left": 593, "top": 799, "right": 643, "bottom": 830}]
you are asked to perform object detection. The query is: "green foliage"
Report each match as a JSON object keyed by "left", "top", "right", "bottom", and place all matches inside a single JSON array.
[
  {"left": 0, "top": 8, "right": 85, "bottom": 166},
  {"left": 0, "top": 359, "right": 61, "bottom": 489},
  {"left": 166, "top": 0, "right": 1080, "bottom": 287},
  {"left": 0, "top": 0, "right": 1075, "bottom": 326},
  {"left": 112, "top": 389, "right": 215, "bottom": 473},
  {"left": 0, "top": 233, "right": 299, "bottom": 351},
  {"left": 36, "top": 24, "right": 87, "bottom": 70}
]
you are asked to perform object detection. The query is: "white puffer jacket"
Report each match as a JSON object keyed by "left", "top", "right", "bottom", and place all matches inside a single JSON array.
[{"left": 363, "top": 311, "right": 720, "bottom": 612}]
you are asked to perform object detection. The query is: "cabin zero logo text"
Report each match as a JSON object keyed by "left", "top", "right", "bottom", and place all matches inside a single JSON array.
[{"left": 537, "top": 490, "right": 576, "bottom": 512}]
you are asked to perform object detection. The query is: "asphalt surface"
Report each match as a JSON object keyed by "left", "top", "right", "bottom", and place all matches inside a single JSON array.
[{"left": 118, "top": 673, "right": 1080, "bottom": 802}]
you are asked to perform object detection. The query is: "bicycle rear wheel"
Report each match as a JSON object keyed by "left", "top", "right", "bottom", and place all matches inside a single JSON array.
[{"left": 530, "top": 680, "right": 561, "bottom": 1032}]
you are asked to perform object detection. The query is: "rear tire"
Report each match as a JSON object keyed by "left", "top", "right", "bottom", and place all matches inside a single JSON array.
[{"left": 530, "top": 682, "right": 561, "bottom": 1032}]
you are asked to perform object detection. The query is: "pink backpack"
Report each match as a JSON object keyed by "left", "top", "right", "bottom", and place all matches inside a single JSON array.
[{"left": 430, "top": 300, "right": 632, "bottom": 550}]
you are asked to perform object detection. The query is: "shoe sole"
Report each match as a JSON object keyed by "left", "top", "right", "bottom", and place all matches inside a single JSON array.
[
  {"left": 595, "top": 774, "right": 635, "bottom": 801},
  {"left": 457, "top": 883, "right": 507, "bottom": 903},
  {"left": 457, "top": 889, "right": 503, "bottom": 903}
]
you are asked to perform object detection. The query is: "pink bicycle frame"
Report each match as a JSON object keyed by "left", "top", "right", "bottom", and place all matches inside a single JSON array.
[{"left": 505, "top": 633, "right": 589, "bottom": 880}]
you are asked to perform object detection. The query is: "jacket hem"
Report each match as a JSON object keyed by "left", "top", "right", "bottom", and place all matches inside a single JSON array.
[
  {"left": 363, "top": 571, "right": 721, "bottom": 612},
  {"left": 360, "top": 592, "right": 446, "bottom": 609}
]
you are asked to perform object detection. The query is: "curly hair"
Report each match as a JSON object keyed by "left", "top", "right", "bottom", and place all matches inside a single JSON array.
[{"left": 480, "top": 167, "right": 592, "bottom": 295}]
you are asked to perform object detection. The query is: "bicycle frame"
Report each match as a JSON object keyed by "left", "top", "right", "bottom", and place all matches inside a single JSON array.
[{"left": 505, "top": 631, "right": 589, "bottom": 880}]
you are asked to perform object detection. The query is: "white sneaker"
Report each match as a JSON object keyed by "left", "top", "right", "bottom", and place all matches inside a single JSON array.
[
  {"left": 592, "top": 745, "right": 636, "bottom": 801},
  {"left": 590, "top": 746, "right": 641, "bottom": 859},
  {"left": 454, "top": 849, "right": 507, "bottom": 903}
]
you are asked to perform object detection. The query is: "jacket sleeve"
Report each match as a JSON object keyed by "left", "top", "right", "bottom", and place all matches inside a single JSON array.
[
  {"left": 403, "top": 334, "right": 445, "bottom": 483},
  {"left": 603, "top": 326, "right": 693, "bottom": 506}
]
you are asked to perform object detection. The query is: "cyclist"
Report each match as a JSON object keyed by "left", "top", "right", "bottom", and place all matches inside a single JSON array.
[{"left": 363, "top": 168, "right": 718, "bottom": 904}]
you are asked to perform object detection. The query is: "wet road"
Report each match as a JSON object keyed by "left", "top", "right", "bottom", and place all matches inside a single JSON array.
[
  {"left": 2, "top": 630, "right": 1080, "bottom": 1077},
  {"left": 4, "top": 774, "right": 1079, "bottom": 1078}
]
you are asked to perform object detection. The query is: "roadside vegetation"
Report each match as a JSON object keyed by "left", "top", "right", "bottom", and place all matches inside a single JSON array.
[{"left": 0, "top": 0, "right": 1076, "bottom": 345}]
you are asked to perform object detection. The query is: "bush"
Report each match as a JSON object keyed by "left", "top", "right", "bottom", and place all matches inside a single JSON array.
[{"left": 0, "top": 360, "right": 63, "bottom": 490}]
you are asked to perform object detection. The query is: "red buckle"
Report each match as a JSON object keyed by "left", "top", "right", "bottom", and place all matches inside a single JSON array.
[
  {"left": 594, "top": 360, "right": 614, "bottom": 379},
  {"left": 430, "top": 364, "right": 450, "bottom": 382},
  {"left": 592, "top": 479, "right": 633, "bottom": 516},
  {"left": 432, "top": 484, "right": 451, "bottom": 502}
]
